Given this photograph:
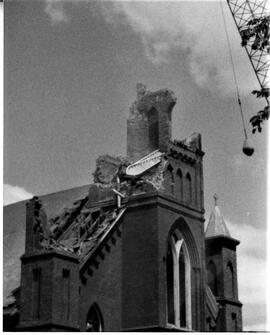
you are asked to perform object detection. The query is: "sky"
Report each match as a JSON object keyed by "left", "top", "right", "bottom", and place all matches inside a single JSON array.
[{"left": 3, "top": 0, "right": 268, "bottom": 330}]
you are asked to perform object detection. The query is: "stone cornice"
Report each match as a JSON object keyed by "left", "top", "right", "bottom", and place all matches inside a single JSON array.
[
  {"left": 169, "top": 139, "right": 205, "bottom": 158},
  {"left": 127, "top": 191, "right": 205, "bottom": 221},
  {"left": 21, "top": 250, "right": 79, "bottom": 263}
]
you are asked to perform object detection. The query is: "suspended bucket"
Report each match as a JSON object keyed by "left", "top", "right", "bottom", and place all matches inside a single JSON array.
[{"left": 242, "top": 138, "right": 254, "bottom": 156}]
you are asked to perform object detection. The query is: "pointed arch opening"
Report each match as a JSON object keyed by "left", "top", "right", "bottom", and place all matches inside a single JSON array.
[
  {"left": 166, "top": 229, "right": 192, "bottom": 330},
  {"left": 227, "top": 262, "right": 235, "bottom": 298},
  {"left": 165, "top": 164, "right": 175, "bottom": 195},
  {"left": 185, "top": 173, "right": 192, "bottom": 203},
  {"left": 86, "top": 303, "right": 103, "bottom": 332},
  {"left": 207, "top": 261, "right": 218, "bottom": 296},
  {"left": 176, "top": 169, "right": 183, "bottom": 201}
]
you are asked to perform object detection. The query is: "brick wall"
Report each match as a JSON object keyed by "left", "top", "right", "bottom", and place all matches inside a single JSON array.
[
  {"left": 127, "top": 87, "right": 176, "bottom": 162},
  {"left": 19, "top": 252, "right": 80, "bottom": 331},
  {"left": 122, "top": 203, "right": 159, "bottom": 330},
  {"left": 79, "top": 231, "right": 122, "bottom": 331},
  {"left": 222, "top": 247, "right": 239, "bottom": 300},
  {"left": 20, "top": 257, "right": 53, "bottom": 325},
  {"left": 216, "top": 302, "right": 242, "bottom": 331},
  {"left": 127, "top": 118, "right": 150, "bottom": 162}
]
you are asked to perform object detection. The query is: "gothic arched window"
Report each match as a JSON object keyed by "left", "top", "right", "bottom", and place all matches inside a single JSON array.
[
  {"left": 185, "top": 173, "right": 192, "bottom": 203},
  {"left": 165, "top": 165, "right": 175, "bottom": 195},
  {"left": 227, "top": 262, "right": 235, "bottom": 298},
  {"left": 86, "top": 303, "right": 103, "bottom": 332},
  {"left": 148, "top": 108, "right": 159, "bottom": 150},
  {"left": 176, "top": 169, "right": 183, "bottom": 200},
  {"left": 207, "top": 261, "right": 218, "bottom": 296},
  {"left": 166, "top": 231, "right": 192, "bottom": 329},
  {"left": 232, "top": 313, "right": 238, "bottom": 331}
]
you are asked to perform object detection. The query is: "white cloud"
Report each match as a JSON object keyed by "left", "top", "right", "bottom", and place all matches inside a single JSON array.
[
  {"left": 44, "top": 0, "right": 69, "bottom": 24},
  {"left": 4, "top": 184, "right": 33, "bottom": 206},
  {"left": 97, "top": 1, "right": 257, "bottom": 95},
  {"left": 41, "top": 1, "right": 258, "bottom": 94}
]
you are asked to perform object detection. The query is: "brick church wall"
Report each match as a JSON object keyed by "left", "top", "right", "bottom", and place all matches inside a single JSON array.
[
  {"left": 122, "top": 202, "right": 159, "bottom": 330},
  {"left": 79, "top": 233, "right": 122, "bottom": 331},
  {"left": 120, "top": 192, "right": 206, "bottom": 331},
  {"left": 20, "top": 257, "right": 54, "bottom": 324}
]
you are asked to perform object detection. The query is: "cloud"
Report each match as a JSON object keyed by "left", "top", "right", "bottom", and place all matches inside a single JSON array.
[
  {"left": 97, "top": 1, "right": 256, "bottom": 95},
  {"left": 41, "top": 1, "right": 258, "bottom": 94},
  {"left": 4, "top": 184, "right": 33, "bottom": 206},
  {"left": 44, "top": 0, "right": 69, "bottom": 24}
]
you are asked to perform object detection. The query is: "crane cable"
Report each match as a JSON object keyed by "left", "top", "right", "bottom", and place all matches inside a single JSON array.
[{"left": 220, "top": 1, "right": 248, "bottom": 140}]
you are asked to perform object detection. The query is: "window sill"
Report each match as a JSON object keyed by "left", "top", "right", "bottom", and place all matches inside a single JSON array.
[{"left": 166, "top": 323, "right": 194, "bottom": 332}]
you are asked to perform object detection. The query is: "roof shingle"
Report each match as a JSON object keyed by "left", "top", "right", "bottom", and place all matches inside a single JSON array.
[{"left": 205, "top": 195, "right": 231, "bottom": 238}]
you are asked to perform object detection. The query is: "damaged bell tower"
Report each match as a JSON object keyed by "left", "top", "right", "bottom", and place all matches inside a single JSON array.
[{"left": 127, "top": 83, "right": 176, "bottom": 162}]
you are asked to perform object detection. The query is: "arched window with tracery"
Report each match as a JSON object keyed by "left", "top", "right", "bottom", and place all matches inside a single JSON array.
[
  {"left": 86, "top": 303, "right": 103, "bottom": 332},
  {"left": 185, "top": 173, "right": 192, "bottom": 203},
  {"left": 227, "top": 262, "right": 235, "bottom": 298},
  {"left": 207, "top": 261, "right": 218, "bottom": 296},
  {"left": 166, "top": 230, "right": 192, "bottom": 329},
  {"left": 176, "top": 169, "right": 183, "bottom": 201}
]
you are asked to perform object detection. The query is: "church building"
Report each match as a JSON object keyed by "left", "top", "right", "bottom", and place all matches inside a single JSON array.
[{"left": 3, "top": 84, "right": 242, "bottom": 331}]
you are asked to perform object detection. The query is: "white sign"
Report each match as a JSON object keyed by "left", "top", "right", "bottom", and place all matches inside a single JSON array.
[{"left": 126, "top": 150, "right": 163, "bottom": 176}]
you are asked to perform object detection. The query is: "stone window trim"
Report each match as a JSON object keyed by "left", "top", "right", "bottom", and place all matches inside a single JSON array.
[{"left": 167, "top": 230, "right": 192, "bottom": 330}]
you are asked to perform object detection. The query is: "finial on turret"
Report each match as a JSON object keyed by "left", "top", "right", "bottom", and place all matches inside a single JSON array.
[{"left": 213, "top": 193, "right": 218, "bottom": 206}]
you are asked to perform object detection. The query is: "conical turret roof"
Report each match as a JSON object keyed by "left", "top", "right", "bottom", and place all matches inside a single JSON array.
[{"left": 205, "top": 194, "right": 231, "bottom": 238}]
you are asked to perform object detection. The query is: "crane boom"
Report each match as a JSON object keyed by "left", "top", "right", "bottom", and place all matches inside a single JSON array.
[{"left": 226, "top": 0, "right": 270, "bottom": 97}]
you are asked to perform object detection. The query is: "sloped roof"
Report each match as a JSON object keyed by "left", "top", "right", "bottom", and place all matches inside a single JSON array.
[
  {"left": 3, "top": 184, "right": 90, "bottom": 307},
  {"left": 205, "top": 195, "right": 231, "bottom": 238},
  {"left": 206, "top": 285, "right": 219, "bottom": 320}
]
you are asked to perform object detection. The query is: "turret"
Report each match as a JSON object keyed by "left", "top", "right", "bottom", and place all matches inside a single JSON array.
[
  {"left": 19, "top": 197, "right": 80, "bottom": 331},
  {"left": 205, "top": 195, "right": 242, "bottom": 331}
]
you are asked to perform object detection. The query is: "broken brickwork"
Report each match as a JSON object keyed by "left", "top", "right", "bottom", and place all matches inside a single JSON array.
[
  {"left": 3, "top": 84, "right": 242, "bottom": 332},
  {"left": 127, "top": 83, "right": 176, "bottom": 162}
]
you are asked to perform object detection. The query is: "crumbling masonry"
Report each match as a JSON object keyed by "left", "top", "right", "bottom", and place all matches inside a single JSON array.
[{"left": 4, "top": 84, "right": 242, "bottom": 332}]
